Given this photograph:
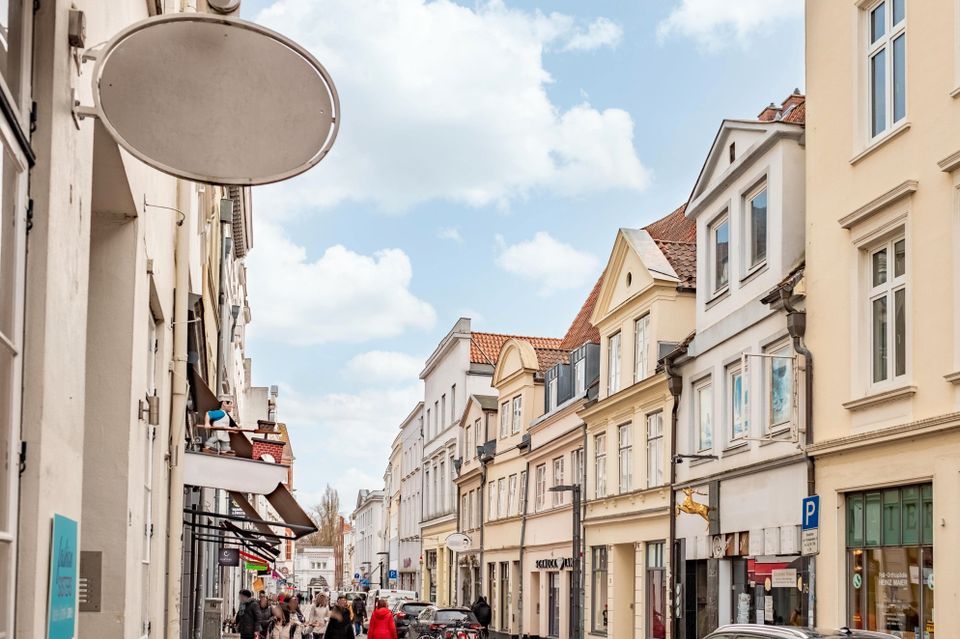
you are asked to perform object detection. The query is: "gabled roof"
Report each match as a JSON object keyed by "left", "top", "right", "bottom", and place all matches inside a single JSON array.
[
  {"left": 470, "top": 332, "right": 562, "bottom": 366},
  {"left": 643, "top": 203, "right": 695, "bottom": 243},
  {"left": 654, "top": 239, "right": 696, "bottom": 289},
  {"left": 560, "top": 275, "right": 603, "bottom": 351}
]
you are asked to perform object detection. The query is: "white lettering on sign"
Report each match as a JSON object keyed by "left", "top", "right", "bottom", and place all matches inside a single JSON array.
[{"left": 879, "top": 571, "right": 908, "bottom": 587}]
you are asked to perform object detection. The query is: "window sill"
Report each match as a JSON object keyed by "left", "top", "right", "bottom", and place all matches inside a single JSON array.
[
  {"left": 943, "top": 371, "right": 960, "bottom": 384},
  {"left": 760, "top": 426, "right": 793, "bottom": 446},
  {"left": 842, "top": 384, "right": 917, "bottom": 411},
  {"left": 849, "top": 121, "right": 911, "bottom": 166},
  {"left": 706, "top": 288, "right": 730, "bottom": 310},
  {"left": 951, "top": 86, "right": 960, "bottom": 99},
  {"left": 722, "top": 441, "right": 750, "bottom": 456},
  {"left": 740, "top": 262, "right": 768, "bottom": 286}
]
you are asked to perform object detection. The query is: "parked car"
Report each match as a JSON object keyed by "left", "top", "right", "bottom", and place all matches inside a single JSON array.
[
  {"left": 704, "top": 625, "right": 899, "bottom": 639},
  {"left": 392, "top": 600, "right": 430, "bottom": 638},
  {"left": 408, "top": 607, "right": 480, "bottom": 639}
]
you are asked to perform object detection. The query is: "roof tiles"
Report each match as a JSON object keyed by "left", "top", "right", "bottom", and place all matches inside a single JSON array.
[
  {"left": 470, "top": 332, "right": 562, "bottom": 366},
  {"left": 559, "top": 275, "right": 603, "bottom": 351}
]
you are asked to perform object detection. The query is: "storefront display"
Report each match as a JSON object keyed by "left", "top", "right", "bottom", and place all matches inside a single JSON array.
[
  {"left": 846, "top": 484, "right": 934, "bottom": 639},
  {"left": 730, "top": 556, "right": 809, "bottom": 627}
]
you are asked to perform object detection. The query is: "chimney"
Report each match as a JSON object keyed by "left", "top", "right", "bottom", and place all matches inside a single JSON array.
[
  {"left": 758, "top": 102, "right": 781, "bottom": 122},
  {"left": 781, "top": 88, "right": 804, "bottom": 111}
]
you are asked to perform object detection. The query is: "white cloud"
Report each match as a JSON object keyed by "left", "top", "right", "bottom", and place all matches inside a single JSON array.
[
  {"left": 495, "top": 232, "right": 600, "bottom": 296},
  {"left": 252, "top": 0, "right": 647, "bottom": 215},
  {"left": 344, "top": 350, "right": 424, "bottom": 384},
  {"left": 437, "top": 227, "right": 463, "bottom": 243},
  {"left": 657, "top": 0, "right": 803, "bottom": 51},
  {"left": 563, "top": 17, "right": 623, "bottom": 51},
  {"left": 246, "top": 221, "right": 436, "bottom": 345},
  {"left": 277, "top": 382, "right": 423, "bottom": 510}
]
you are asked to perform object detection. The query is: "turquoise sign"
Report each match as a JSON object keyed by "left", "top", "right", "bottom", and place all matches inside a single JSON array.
[{"left": 47, "top": 514, "right": 78, "bottom": 639}]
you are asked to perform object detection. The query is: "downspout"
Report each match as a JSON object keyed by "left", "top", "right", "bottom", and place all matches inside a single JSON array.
[
  {"left": 478, "top": 460, "right": 487, "bottom": 599},
  {"left": 779, "top": 282, "right": 815, "bottom": 628},
  {"left": 663, "top": 349, "right": 685, "bottom": 639},
  {"left": 578, "top": 422, "right": 587, "bottom": 639},
  {"left": 165, "top": 179, "right": 192, "bottom": 639},
  {"left": 517, "top": 454, "right": 531, "bottom": 639}
]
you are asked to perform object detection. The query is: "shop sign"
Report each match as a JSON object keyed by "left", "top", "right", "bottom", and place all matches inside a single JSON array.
[
  {"left": 535, "top": 558, "right": 574, "bottom": 570},
  {"left": 852, "top": 573, "right": 862, "bottom": 589},
  {"left": 218, "top": 548, "right": 240, "bottom": 567},
  {"left": 770, "top": 568, "right": 796, "bottom": 588},
  {"left": 763, "top": 596, "right": 773, "bottom": 622},
  {"left": 801, "top": 495, "right": 820, "bottom": 556},
  {"left": 879, "top": 571, "right": 908, "bottom": 587},
  {"left": 47, "top": 514, "right": 78, "bottom": 639}
]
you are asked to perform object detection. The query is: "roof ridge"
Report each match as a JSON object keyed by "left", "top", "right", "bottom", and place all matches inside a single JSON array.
[{"left": 472, "top": 331, "right": 561, "bottom": 342}]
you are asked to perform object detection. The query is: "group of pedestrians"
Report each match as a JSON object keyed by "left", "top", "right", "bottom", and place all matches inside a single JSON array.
[{"left": 234, "top": 589, "right": 397, "bottom": 639}]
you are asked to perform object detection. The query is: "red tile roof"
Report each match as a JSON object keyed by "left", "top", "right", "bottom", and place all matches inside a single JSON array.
[
  {"left": 758, "top": 90, "right": 805, "bottom": 124},
  {"left": 559, "top": 275, "right": 603, "bottom": 351},
  {"left": 470, "top": 332, "right": 562, "bottom": 366},
  {"left": 643, "top": 203, "right": 695, "bottom": 243},
  {"left": 534, "top": 348, "right": 569, "bottom": 372},
  {"left": 655, "top": 239, "right": 697, "bottom": 289}
]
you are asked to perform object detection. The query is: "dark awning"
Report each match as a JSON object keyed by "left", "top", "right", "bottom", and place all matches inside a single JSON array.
[{"left": 264, "top": 484, "right": 318, "bottom": 539}]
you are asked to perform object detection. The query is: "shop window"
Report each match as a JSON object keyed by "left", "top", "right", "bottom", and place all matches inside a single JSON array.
[
  {"left": 591, "top": 546, "right": 608, "bottom": 635},
  {"left": 646, "top": 542, "right": 666, "bottom": 639},
  {"left": 846, "top": 484, "right": 934, "bottom": 638},
  {"left": 730, "top": 556, "right": 809, "bottom": 627}
]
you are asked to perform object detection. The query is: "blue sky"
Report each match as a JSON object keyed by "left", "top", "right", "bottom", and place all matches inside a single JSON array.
[{"left": 239, "top": 0, "right": 804, "bottom": 510}]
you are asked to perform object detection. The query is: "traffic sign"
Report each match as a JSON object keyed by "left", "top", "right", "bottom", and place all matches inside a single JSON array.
[
  {"left": 354, "top": 573, "right": 360, "bottom": 579},
  {"left": 388, "top": 570, "right": 398, "bottom": 580},
  {"left": 802, "top": 495, "right": 820, "bottom": 530}
]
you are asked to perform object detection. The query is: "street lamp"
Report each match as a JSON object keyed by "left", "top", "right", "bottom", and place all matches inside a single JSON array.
[
  {"left": 549, "top": 484, "right": 581, "bottom": 639},
  {"left": 673, "top": 453, "right": 718, "bottom": 464}
]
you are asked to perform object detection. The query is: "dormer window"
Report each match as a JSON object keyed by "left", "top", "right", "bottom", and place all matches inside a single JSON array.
[
  {"left": 746, "top": 183, "right": 768, "bottom": 271},
  {"left": 710, "top": 214, "right": 730, "bottom": 294}
]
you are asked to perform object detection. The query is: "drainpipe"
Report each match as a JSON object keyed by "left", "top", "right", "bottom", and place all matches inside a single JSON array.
[
  {"left": 478, "top": 458, "right": 487, "bottom": 600},
  {"left": 663, "top": 349, "right": 685, "bottom": 639},
  {"left": 578, "top": 422, "right": 587, "bottom": 639},
  {"left": 517, "top": 454, "right": 531, "bottom": 639},
  {"left": 165, "top": 179, "right": 192, "bottom": 639},
  {"left": 778, "top": 282, "right": 815, "bottom": 628}
]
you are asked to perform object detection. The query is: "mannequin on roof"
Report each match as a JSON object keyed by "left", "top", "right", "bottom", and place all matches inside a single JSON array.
[{"left": 203, "top": 394, "right": 236, "bottom": 454}]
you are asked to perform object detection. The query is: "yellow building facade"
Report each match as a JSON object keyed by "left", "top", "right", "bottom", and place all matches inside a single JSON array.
[
  {"left": 581, "top": 217, "right": 696, "bottom": 639},
  {"left": 805, "top": 2, "right": 960, "bottom": 636}
]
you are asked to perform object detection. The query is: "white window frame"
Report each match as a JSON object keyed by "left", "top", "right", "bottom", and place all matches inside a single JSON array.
[
  {"left": 695, "top": 379, "right": 714, "bottom": 452},
  {"left": 607, "top": 332, "right": 621, "bottom": 395},
  {"left": 500, "top": 401, "right": 509, "bottom": 439},
  {"left": 548, "top": 376, "right": 558, "bottom": 411},
  {"left": 519, "top": 470, "right": 528, "bottom": 515},
  {"left": 512, "top": 395, "right": 522, "bottom": 435},
  {"left": 865, "top": 0, "right": 907, "bottom": 141},
  {"left": 451, "top": 384, "right": 456, "bottom": 422},
  {"left": 594, "top": 433, "right": 607, "bottom": 499},
  {"left": 727, "top": 363, "right": 749, "bottom": 442},
  {"left": 575, "top": 356, "right": 587, "bottom": 396},
  {"left": 552, "top": 456, "right": 565, "bottom": 506},
  {"left": 766, "top": 340, "right": 796, "bottom": 432},
  {"left": 498, "top": 477, "right": 506, "bottom": 520},
  {"left": 866, "top": 234, "right": 908, "bottom": 389},
  {"left": 646, "top": 412, "right": 664, "bottom": 488},
  {"left": 535, "top": 464, "right": 547, "bottom": 512},
  {"left": 573, "top": 448, "right": 585, "bottom": 488},
  {"left": 710, "top": 213, "right": 730, "bottom": 296},
  {"left": 465, "top": 424, "right": 472, "bottom": 460},
  {"left": 618, "top": 424, "right": 632, "bottom": 493},
  {"left": 744, "top": 181, "right": 768, "bottom": 273},
  {"left": 634, "top": 314, "right": 650, "bottom": 383},
  {"left": 488, "top": 481, "right": 497, "bottom": 521},
  {"left": 508, "top": 474, "right": 518, "bottom": 516}
]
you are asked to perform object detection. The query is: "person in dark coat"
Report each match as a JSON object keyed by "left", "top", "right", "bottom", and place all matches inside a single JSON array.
[
  {"left": 351, "top": 595, "right": 367, "bottom": 636},
  {"left": 258, "top": 591, "right": 273, "bottom": 637},
  {"left": 324, "top": 597, "right": 356, "bottom": 639},
  {"left": 471, "top": 596, "right": 491, "bottom": 637},
  {"left": 235, "top": 589, "right": 259, "bottom": 639}
]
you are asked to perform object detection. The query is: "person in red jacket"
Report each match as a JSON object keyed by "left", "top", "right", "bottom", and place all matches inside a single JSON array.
[{"left": 367, "top": 599, "right": 397, "bottom": 639}]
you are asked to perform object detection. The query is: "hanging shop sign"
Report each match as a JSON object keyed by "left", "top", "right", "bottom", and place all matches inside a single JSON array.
[
  {"left": 47, "top": 514, "right": 79, "bottom": 639},
  {"left": 218, "top": 548, "right": 240, "bottom": 567},
  {"left": 535, "top": 558, "right": 574, "bottom": 570}
]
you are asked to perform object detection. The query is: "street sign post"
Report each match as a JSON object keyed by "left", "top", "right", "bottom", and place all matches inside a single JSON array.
[
  {"left": 801, "top": 495, "right": 820, "bottom": 556},
  {"left": 388, "top": 569, "right": 398, "bottom": 580}
]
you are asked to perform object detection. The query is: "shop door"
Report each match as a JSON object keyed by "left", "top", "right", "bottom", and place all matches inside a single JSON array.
[{"left": 547, "top": 572, "right": 560, "bottom": 637}]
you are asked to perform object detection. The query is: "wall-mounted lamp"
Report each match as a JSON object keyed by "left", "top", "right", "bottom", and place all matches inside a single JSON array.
[{"left": 673, "top": 453, "right": 719, "bottom": 465}]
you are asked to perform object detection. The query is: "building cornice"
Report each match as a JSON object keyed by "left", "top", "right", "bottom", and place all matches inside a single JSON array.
[
  {"left": 838, "top": 179, "right": 918, "bottom": 229},
  {"left": 578, "top": 372, "right": 669, "bottom": 423},
  {"left": 808, "top": 412, "right": 960, "bottom": 457}
]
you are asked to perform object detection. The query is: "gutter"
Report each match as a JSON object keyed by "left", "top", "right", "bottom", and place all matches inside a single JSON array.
[{"left": 663, "top": 343, "right": 686, "bottom": 639}]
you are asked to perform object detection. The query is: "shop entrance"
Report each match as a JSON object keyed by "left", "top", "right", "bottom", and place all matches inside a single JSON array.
[{"left": 547, "top": 571, "right": 560, "bottom": 637}]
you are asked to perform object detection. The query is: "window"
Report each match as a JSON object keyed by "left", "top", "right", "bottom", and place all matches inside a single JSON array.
[
  {"left": 768, "top": 342, "right": 794, "bottom": 429},
  {"left": 646, "top": 413, "right": 664, "bottom": 488},
  {"left": 867, "top": 0, "right": 906, "bottom": 138},
  {"left": 440, "top": 459, "right": 446, "bottom": 512},
  {"left": 607, "top": 332, "right": 621, "bottom": 394},
  {"left": 573, "top": 448, "right": 585, "bottom": 487},
  {"left": 746, "top": 184, "right": 768, "bottom": 269},
  {"left": 461, "top": 494, "right": 468, "bottom": 529},
  {"left": 591, "top": 546, "right": 608, "bottom": 634},
  {"left": 535, "top": 464, "right": 547, "bottom": 512},
  {"left": 869, "top": 236, "right": 907, "bottom": 385},
  {"left": 512, "top": 395, "right": 522, "bottom": 434},
  {"left": 711, "top": 215, "right": 730, "bottom": 293},
  {"left": 552, "top": 456, "right": 565, "bottom": 506},
  {"left": 474, "top": 418, "right": 481, "bottom": 455},
  {"left": 425, "top": 469, "right": 431, "bottom": 518},
  {"left": 646, "top": 542, "right": 666, "bottom": 639},
  {"left": 728, "top": 364, "right": 749, "bottom": 441},
  {"left": 618, "top": 424, "right": 632, "bottom": 493},
  {"left": 465, "top": 425, "right": 472, "bottom": 460},
  {"left": 695, "top": 380, "right": 713, "bottom": 452},
  {"left": 575, "top": 355, "right": 587, "bottom": 396},
  {"left": 435, "top": 401, "right": 439, "bottom": 431},
  {"left": 441, "top": 394, "right": 447, "bottom": 427},
  {"left": 451, "top": 384, "right": 456, "bottom": 422},
  {"left": 519, "top": 470, "right": 528, "bottom": 515},
  {"left": 595, "top": 433, "right": 607, "bottom": 498},
  {"left": 488, "top": 481, "right": 496, "bottom": 521},
  {"left": 548, "top": 376, "right": 558, "bottom": 411},
  {"left": 426, "top": 408, "right": 431, "bottom": 438},
  {"left": 500, "top": 401, "right": 510, "bottom": 438},
  {"left": 846, "top": 484, "right": 932, "bottom": 636},
  {"left": 498, "top": 478, "right": 506, "bottom": 520},
  {"left": 508, "top": 474, "right": 518, "bottom": 516},
  {"left": 634, "top": 314, "right": 650, "bottom": 383}
]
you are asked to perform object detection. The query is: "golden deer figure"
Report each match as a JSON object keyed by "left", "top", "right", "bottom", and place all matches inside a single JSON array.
[{"left": 676, "top": 487, "right": 710, "bottom": 523}]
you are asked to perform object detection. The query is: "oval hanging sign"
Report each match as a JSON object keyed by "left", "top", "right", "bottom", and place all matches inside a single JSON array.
[
  {"left": 444, "top": 533, "right": 471, "bottom": 552},
  {"left": 91, "top": 14, "right": 339, "bottom": 185}
]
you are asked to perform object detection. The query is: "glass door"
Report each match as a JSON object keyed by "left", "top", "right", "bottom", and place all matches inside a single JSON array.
[{"left": 548, "top": 572, "right": 560, "bottom": 637}]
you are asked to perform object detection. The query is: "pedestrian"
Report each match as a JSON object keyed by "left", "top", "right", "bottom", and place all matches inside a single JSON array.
[
  {"left": 269, "top": 604, "right": 304, "bottom": 639},
  {"left": 324, "top": 597, "right": 356, "bottom": 639},
  {"left": 289, "top": 596, "right": 306, "bottom": 627},
  {"left": 235, "top": 589, "right": 260, "bottom": 639},
  {"left": 366, "top": 599, "right": 397, "bottom": 639},
  {"left": 351, "top": 595, "right": 367, "bottom": 636},
  {"left": 471, "top": 596, "right": 491, "bottom": 639},
  {"left": 306, "top": 593, "right": 330, "bottom": 639},
  {"left": 259, "top": 591, "right": 273, "bottom": 638}
]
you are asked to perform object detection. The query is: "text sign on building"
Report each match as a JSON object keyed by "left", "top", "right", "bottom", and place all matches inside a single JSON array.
[
  {"left": 218, "top": 548, "right": 240, "bottom": 567},
  {"left": 801, "top": 495, "right": 819, "bottom": 556},
  {"left": 535, "top": 558, "right": 574, "bottom": 570},
  {"left": 47, "top": 514, "right": 79, "bottom": 639}
]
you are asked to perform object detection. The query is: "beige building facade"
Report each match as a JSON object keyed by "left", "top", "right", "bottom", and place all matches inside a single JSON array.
[{"left": 806, "top": 1, "right": 960, "bottom": 636}]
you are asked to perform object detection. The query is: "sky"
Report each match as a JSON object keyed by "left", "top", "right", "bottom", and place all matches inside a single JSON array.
[{"left": 238, "top": 0, "right": 805, "bottom": 512}]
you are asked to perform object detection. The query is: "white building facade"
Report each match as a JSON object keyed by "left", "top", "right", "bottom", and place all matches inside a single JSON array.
[
  {"left": 295, "top": 546, "right": 336, "bottom": 597},
  {"left": 352, "top": 489, "right": 386, "bottom": 587},
  {"left": 398, "top": 403, "right": 424, "bottom": 592}
]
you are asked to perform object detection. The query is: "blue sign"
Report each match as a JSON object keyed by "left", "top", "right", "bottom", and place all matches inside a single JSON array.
[
  {"left": 388, "top": 569, "right": 398, "bottom": 579},
  {"left": 354, "top": 573, "right": 360, "bottom": 579},
  {"left": 47, "top": 514, "right": 78, "bottom": 639},
  {"left": 802, "top": 495, "right": 820, "bottom": 530}
]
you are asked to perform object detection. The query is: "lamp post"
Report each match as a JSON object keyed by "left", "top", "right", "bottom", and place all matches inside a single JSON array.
[
  {"left": 376, "top": 551, "right": 390, "bottom": 591},
  {"left": 549, "top": 484, "right": 581, "bottom": 639}
]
